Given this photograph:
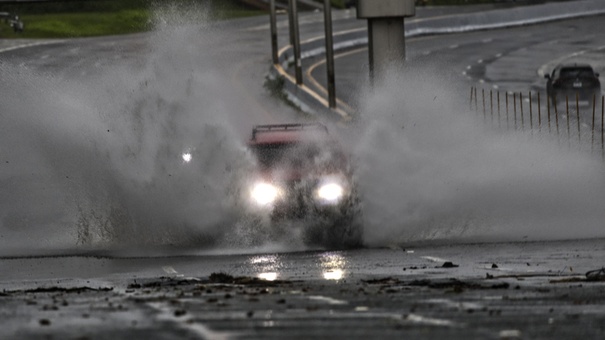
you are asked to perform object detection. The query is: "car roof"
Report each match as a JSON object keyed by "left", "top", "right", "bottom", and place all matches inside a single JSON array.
[
  {"left": 556, "top": 63, "right": 594, "bottom": 70},
  {"left": 248, "top": 123, "right": 331, "bottom": 146}
]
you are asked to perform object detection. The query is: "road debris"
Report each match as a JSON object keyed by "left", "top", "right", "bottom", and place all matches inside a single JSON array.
[
  {"left": 441, "top": 261, "right": 459, "bottom": 268},
  {"left": 585, "top": 268, "right": 605, "bottom": 282}
]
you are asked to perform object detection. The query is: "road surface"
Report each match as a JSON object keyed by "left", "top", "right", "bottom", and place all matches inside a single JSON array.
[{"left": 1, "top": 4, "right": 605, "bottom": 339}]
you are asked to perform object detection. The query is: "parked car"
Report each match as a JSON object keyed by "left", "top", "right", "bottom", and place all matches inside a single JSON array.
[
  {"left": 545, "top": 63, "right": 601, "bottom": 108},
  {"left": 238, "top": 123, "right": 362, "bottom": 248}
]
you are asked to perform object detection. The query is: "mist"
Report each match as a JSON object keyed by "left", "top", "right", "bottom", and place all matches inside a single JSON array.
[
  {"left": 2, "top": 5, "right": 604, "bottom": 256},
  {"left": 0, "top": 5, "right": 258, "bottom": 254},
  {"left": 352, "top": 64, "right": 605, "bottom": 246}
]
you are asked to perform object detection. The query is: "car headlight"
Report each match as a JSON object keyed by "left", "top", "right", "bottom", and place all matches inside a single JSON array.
[
  {"left": 250, "top": 182, "right": 281, "bottom": 206},
  {"left": 316, "top": 182, "right": 345, "bottom": 203}
]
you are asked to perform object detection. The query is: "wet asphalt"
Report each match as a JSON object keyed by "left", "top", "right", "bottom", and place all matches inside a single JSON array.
[
  {"left": 2, "top": 5, "right": 605, "bottom": 340},
  {"left": 1, "top": 239, "right": 605, "bottom": 339}
]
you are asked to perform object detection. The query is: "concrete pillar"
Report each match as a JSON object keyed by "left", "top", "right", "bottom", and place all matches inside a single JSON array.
[{"left": 357, "top": 0, "right": 415, "bottom": 83}]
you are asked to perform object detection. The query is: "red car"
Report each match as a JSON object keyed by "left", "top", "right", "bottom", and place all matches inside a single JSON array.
[{"left": 241, "top": 123, "right": 362, "bottom": 248}]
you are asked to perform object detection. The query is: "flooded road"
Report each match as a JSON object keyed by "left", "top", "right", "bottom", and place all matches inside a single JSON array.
[
  {"left": 2, "top": 4, "right": 605, "bottom": 339},
  {"left": 1, "top": 239, "right": 605, "bottom": 339}
]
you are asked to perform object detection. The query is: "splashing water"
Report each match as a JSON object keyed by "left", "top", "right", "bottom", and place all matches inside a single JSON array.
[
  {"left": 351, "top": 63, "right": 605, "bottom": 246},
  {"left": 2, "top": 5, "right": 604, "bottom": 255},
  {"left": 0, "top": 5, "right": 262, "bottom": 254}
]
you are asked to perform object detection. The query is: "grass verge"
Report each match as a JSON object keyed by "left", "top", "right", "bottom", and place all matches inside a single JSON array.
[
  {"left": 0, "top": 10, "right": 150, "bottom": 39},
  {"left": 0, "top": 1, "right": 264, "bottom": 39}
]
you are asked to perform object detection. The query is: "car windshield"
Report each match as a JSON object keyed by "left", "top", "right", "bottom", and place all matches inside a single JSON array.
[
  {"left": 250, "top": 142, "right": 346, "bottom": 172},
  {"left": 559, "top": 67, "right": 594, "bottom": 79}
]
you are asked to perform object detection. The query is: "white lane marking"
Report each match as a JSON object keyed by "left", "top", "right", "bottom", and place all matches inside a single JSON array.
[
  {"left": 421, "top": 256, "right": 449, "bottom": 263},
  {"left": 405, "top": 313, "right": 456, "bottom": 327},
  {"left": 0, "top": 40, "right": 65, "bottom": 54},
  {"left": 479, "top": 79, "right": 485, "bottom": 83},
  {"left": 307, "top": 295, "right": 348, "bottom": 305},
  {"left": 40, "top": 54, "right": 49, "bottom": 59},
  {"left": 424, "top": 298, "right": 483, "bottom": 311},
  {"left": 466, "top": 65, "right": 472, "bottom": 70},
  {"left": 462, "top": 71, "right": 467, "bottom": 76},
  {"left": 477, "top": 59, "right": 484, "bottom": 64},
  {"left": 162, "top": 266, "right": 183, "bottom": 277},
  {"left": 482, "top": 38, "right": 493, "bottom": 43},
  {"left": 449, "top": 44, "right": 459, "bottom": 49},
  {"left": 162, "top": 266, "right": 178, "bottom": 274},
  {"left": 422, "top": 51, "right": 431, "bottom": 56},
  {"left": 495, "top": 53, "right": 503, "bottom": 58}
]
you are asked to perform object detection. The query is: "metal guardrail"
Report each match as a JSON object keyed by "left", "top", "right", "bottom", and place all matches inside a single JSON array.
[{"left": 471, "top": 86, "right": 605, "bottom": 159}]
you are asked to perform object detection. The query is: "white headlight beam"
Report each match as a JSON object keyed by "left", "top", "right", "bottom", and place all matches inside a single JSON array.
[
  {"left": 317, "top": 183, "right": 344, "bottom": 203},
  {"left": 251, "top": 182, "right": 280, "bottom": 206}
]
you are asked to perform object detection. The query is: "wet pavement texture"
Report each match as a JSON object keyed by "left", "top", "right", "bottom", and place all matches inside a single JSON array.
[
  {"left": 2, "top": 239, "right": 605, "bottom": 339},
  {"left": 2, "top": 5, "right": 605, "bottom": 339}
]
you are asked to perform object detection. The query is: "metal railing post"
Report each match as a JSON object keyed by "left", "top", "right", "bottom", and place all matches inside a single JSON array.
[
  {"left": 490, "top": 90, "right": 494, "bottom": 124},
  {"left": 323, "top": 0, "right": 336, "bottom": 108},
  {"left": 537, "top": 92, "right": 541, "bottom": 132},
  {"left": 547, "top": 94, "right": 551, "bottom": 133},
  {"left": 520, "top": 92, "right": 524, "bottom": 130},
  {"left": 497, "top": 91, "right": 501, "bottom": 128},
  {"left": 290, "top": 0, "right": 303, "bottom": 85},
  {"left": 529, "top": 91, "right": 533, "bottom": 130},
  {"left": 592, "top": 93, "right": 596, "bottom": 152},
  {"left": 474, "top": 87, "right": 478, "bottom": 113},
  {"left": 513, "top": 92, "right": 517, "bottom": 130},
  {"left": 269, "top": 0, "right": 279, "bottom": 65},
  {"left": 566, "top": 95, "right": 571, "bottom": 144},
  {"left": 555, "top": 96, "right": 559, "bottom": 136},
  {"left": 576, "top": 93, "right": 581, "bottom": 144},
  {"left": 506, "top": 92, "right": 509, "bottom": 129},
  {"left": 482, "top": 89, "right": 486, "bottom": 119}
]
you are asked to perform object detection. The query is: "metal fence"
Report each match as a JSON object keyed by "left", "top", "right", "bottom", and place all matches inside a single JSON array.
[{"left": 470, "top": 87, "right": 605, "bottom": 158}]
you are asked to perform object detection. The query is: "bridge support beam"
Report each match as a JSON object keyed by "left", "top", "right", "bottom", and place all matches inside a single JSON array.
[{"left": 357, "top": 0, "right": 415, "bottom": 84}]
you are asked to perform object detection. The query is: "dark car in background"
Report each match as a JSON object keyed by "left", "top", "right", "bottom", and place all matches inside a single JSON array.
[{"left": 545, "top": 64, "right": 601, "bottom": 108}]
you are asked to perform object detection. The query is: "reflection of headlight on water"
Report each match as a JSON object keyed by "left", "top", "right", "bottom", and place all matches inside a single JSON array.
[
  {"left": 250, "top": 182, "right": 281, "bottom": 206},
  {"left": 182, "top": 152, "right": 192, "bottom": 163},
  {"left": 323, "top": 269, "right": 344, "bottom": 280},
  {"left": 258, "top": 272, "right": 278, "bottom": 281},
  {"left": 316, "top": 183, "right": 344, "bottom": 202},
  {"left": 320, "top": 253, "right": 347, "bottom": 280}
]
